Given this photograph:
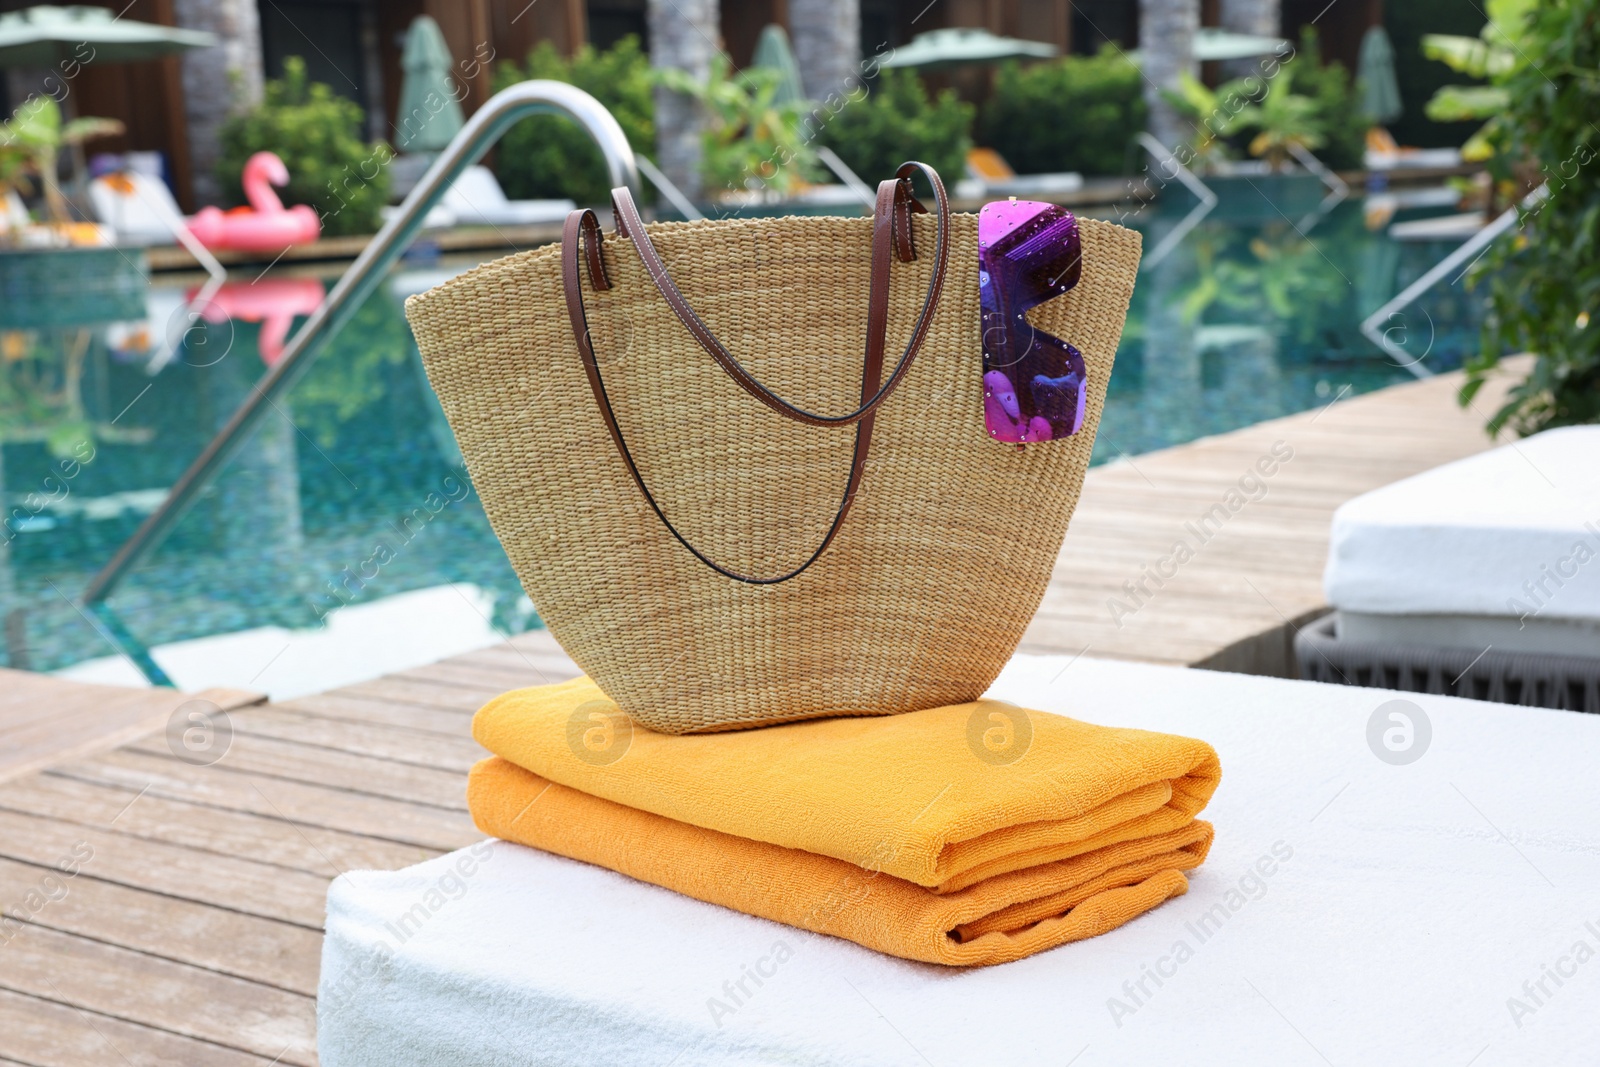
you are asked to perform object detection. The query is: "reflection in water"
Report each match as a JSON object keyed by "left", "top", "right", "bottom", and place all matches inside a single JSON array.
[
  {"left": 1095, "top": 179, "right": 1479, "bottom": 462},
  {"left": 2, "top": 178, "right": 1484, "bottom": 681},
  {"left": 197, "top": 278, "right": 327, "bottom": 366}
]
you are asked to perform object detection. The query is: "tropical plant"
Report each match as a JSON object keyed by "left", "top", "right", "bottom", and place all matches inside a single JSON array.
[
  {"left": 492, "top": 37, "right": 654, "bottom": 205},
  {"left": 1285, "top": 28, "right": 1367, "bottom": 171},
  {"left": 1171, "top": 220, "right": 1353, "bottom": 349},
  {"left": 1160, "top": 72, "right": 1240, "bottom": 170},
  {"left": 1230, "top": 77, "right": 1324, "bottom": 172},
  {"left": 0, "top": 135, "right": 25, "bottom": 197},
  {"left": 217, "top": 57, "right": 391, "bottom": 236},
  {"left": 0, "top": 97, "right": 122, "bottom": 223},
  {"left": 657, "top": 55, "right": 815, "bottom": 196},
  {"left": 1420, "top": 0, "right": 1534, "bottom": 159},
  {"left": 0, "top": 329, "right": 154, "bottom": 452},
  {"left": 816, "top": 68, "right": 973, "bottom": 187},
  {"left": 980, "top": 48, "right": 1144, "bottom": 176},
  {"left": 1461, "top": 0, "right": 1600, "bottom": 435}
]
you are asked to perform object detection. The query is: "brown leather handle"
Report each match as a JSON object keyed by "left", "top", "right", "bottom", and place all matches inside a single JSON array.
[
  {"left": 559, "top": 162, "right": 949, "bottom": 583},
  {"left": 604, "top": 161, "right": 950, "bottom": 427}
]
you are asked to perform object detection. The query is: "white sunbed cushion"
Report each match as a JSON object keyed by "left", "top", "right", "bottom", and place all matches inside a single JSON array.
[
  {"left": 87, "top": 172, "right": 186, "bottom": 243},
  {"left": 442, "top": 165, "right": 574, "bottom": 226},
  {"left": 317, "top": 654, "right": 1600, "bottom": 1066},
  {"left": 1324, "top": 426, "right": 1600, "bottom": 622}
]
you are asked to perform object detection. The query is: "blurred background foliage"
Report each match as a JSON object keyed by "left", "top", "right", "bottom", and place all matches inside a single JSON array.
[
  {"left": 1463, "top": 0, "right": 1600, "bottom": 434},
  {"left": 979, "top": 48, "right": 1145, "bottom": 177},
  {"left": 814, "top": 68, "right": 972, "bottom": 186},
  {"left": 491, "top": 36, "right": 655, "bottom": 205}
]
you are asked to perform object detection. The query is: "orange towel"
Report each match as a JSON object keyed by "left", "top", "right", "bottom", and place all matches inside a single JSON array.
[
  {"left": 470, "top": 757, "right": 1214, "bottom": 967},
  {"left": 473, "top": 677, "right": 1221, "bottom": 893}
]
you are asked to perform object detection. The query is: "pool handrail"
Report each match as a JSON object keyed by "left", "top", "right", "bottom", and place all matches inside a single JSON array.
[
  {"left": 1136, "top": 133, "right": 1217, "bottom": 270},
  {"left": 81, "top": 80, "right": 640, "bottom": 607},
  {"left": 1359, "top": 184, "right": 1548, "bottom": 377}
]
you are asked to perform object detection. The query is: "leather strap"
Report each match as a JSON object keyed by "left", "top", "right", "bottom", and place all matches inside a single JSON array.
[
  {"left": 606, "top": 161, "right": 949, "bottom": 427},
  {"left": 560, "top": 162, "right": 949, "bottom": 584}
]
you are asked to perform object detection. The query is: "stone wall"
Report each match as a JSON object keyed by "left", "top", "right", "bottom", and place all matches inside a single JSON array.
[{"left": 173, "top": 0, "right": 264, "bottom": 206}]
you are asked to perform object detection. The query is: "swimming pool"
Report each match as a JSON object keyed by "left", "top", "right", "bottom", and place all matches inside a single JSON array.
[{"left": 1, "top": 177, "right": 1484, "bottom": 694}]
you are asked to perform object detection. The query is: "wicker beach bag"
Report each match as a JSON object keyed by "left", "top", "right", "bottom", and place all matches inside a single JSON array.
[{"left": 406, "top": 162, "right": 1140, "bottom": 733}]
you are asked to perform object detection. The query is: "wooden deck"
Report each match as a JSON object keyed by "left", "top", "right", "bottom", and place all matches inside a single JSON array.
[
  {"left": 1021, "top": 361, "right": 1519, "bottom": 674},
  {"left": 0, "top": 364, "right": 1519, "bottom": 1064}
]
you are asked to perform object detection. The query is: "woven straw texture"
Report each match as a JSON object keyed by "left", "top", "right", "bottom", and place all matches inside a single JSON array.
[{"left": 406, "top": 211, "right": 1140, "bottom": 733}]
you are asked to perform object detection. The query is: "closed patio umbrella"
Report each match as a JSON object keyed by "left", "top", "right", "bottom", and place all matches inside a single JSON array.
[
  {"left": 0, "top": 5, "right": 214, "bottom": 66},
  {"left": 1357, "top": 25, "right": 1403, "bottom": 126},
  {"left": 751, "top": 23, "right": 806, "bottom": 104},
  {"left": 395, "top": 15, "right": 465, "bottom": 153},
  {"left": 877, "top": 28, "right": 1056, "bottom": 71}
]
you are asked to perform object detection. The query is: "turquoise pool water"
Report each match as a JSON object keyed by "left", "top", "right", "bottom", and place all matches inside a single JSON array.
[{"left": 0, "top": 177, "right": 1485, "bottom": 691}]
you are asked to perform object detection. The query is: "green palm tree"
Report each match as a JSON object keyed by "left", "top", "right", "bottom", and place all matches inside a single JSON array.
[{"left": 1231, "top": 78, "right": 1324, "bottom": 172}]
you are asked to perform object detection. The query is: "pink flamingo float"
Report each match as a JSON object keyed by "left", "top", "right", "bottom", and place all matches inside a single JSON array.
[
  {"left": 190, "top": 277, "right": 327, "bottom": 366},
  {"left": 188, "top": 151, "right": 321, "bottom": 253}
]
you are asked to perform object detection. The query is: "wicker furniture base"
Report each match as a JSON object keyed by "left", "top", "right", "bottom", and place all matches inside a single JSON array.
[{"left": 1295, "top": 613, "right": 1600, "bottom": 713}]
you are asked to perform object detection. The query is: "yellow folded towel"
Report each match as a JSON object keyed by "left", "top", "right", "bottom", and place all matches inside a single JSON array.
[
  {"left": 473, "top": 677, "right": 1222, "bottom": 893},
  {"left": 470, "top": 757, "right": 1214, "bottom": 967}
]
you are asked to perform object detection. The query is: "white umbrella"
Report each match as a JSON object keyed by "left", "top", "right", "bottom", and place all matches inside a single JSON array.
[
  {"left": 877, "top": 28, "right": 1056, "bottom": 71},
  {"left": 0, "top": 5, "right": 214, "bottom": 67}
]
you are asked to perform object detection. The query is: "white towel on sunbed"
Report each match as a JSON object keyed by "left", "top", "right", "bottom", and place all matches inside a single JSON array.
[{"left": 318, "top": 653, "right": 1600, "bottom": 1066}]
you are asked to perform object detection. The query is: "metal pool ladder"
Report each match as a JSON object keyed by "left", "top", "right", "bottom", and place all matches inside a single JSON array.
[{"left": 81, "top": 81, "right": 640, "bottom": 610}]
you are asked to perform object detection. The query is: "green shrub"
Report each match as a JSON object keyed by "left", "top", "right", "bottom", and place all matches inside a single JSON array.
[
  {"left": 1287, "top": 28, "right": 1366, "bottom": 171},
  {"left": 979, "top": 48, "right": 1145, "bottom": 176},
  {"left": 1462, "top": 0, "right": 1600, "bottom": 434},
  {"left": 492, "top": 36, "right": 654, "bottom": 205},
  {"left": 814, "top": 69, "right": 972, "bottom": 186},
  {"left": 657, "top": 56, "right": 815, "bottom": 196},
  {"left": 217, "top": 57, "right": 391, "bottom": 237}
]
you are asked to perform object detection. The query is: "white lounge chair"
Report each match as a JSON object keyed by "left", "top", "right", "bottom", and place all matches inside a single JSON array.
[
  {"left": 956, "top": 147, "right": 1084, "bottom": 200},
  {"left": 1303, "top": 425, "right": 1600, "bottom": 707},
  {"left": 317, "top": 651, "right": 1600, "bottom": 1064},
  {"left": 441, "top": 165, "right": 574, "bottom": 227},
  {"left": 381, "top": 165, "right": 575, "bottom": 230},
  {"left": 87, "top": 169, "right": 187, "bottom": 245},
  {"left": 1363, "top": 127, "right": 1463, "bottom": 172}
]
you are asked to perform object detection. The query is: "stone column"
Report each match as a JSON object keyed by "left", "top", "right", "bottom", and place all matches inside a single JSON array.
[
  {"left": 648, "top": 0, "right": 719, "bottom": 200},
  {"left": 173, "top": 0, "right": 264, "bottom": 206},
  {"left": 1219, "top": 0, "right": 1281, "bottom": 78},
  {"left": 1138, "top": 0, "right": 1199, "bottom": 152},
  {"left": 789, "top": 0, "right": 860, "bottom": 101}
]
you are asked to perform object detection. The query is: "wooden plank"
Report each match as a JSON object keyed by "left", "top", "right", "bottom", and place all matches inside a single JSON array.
[
  {"left": 53, "top": 749, "right": 479, "bottom": 852},
  {"left": 0, "top": 855, "right": 321, "bottom": 995},
  {"left": 0, "top": 925, "right": 315, "bottom": 1065},
  {"left": 387, "top": 660, "right": 547, "bottom": 692},
  {"left": 0, "top": 807, "right": 329, "bottom": 927},
  {"left": 0, "top": 773, "right": 431, "bottom": 875},
  {"left": 277, "top": 691, "right": 475, "bottom": 736},
  {"left": 323, "top": 673, "right": 500, "bottom": 711},
  {"left": 229, "top": 706, "right": 487, "bottom": 773},
  {"left": 0, "top": 987, "right": 277, "bottom": 1067},
  {"left": 0, "top": 673, "right": 264, "bottom": 785},
  {"left": 121, "top": 731, "right": 470, "bottom": 810}
]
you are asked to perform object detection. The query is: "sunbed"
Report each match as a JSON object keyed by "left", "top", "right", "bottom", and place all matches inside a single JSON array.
[
  {"left": 1300, "top": 426, "right": 1599, "bottom": 710},
  {"left": 317, "top": 653, "right": 1600, "bottom": 1064}
]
